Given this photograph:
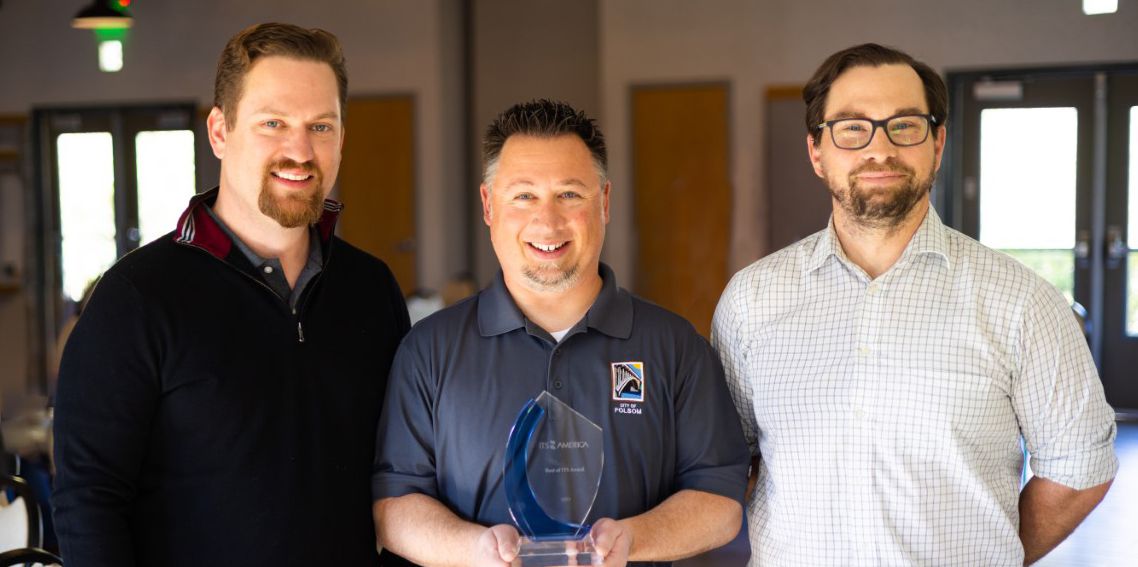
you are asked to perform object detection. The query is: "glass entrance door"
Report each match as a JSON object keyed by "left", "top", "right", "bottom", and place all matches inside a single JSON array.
[
  {"left": 1102, "top": 73, "right": 1138, "bottom": 407},
  {"left": 953, "top": 68, "right": 1138, "bottom": 410},
  {"left": 33, "top": 104, "right": 198, "bottom": 385}
]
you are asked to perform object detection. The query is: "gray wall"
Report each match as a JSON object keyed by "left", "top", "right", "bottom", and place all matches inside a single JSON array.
[
  {"left": 470, "top": 0, "right": 600, "bottom": 285},
  {"left": 0, "top": 169, "right": 27, "bottom": 400},
  {"left": 0, "top": 0, "right": 467, "bottom": 398},
  {"left": 599, "top": 0, "right": 1138, "bottom": 279},
  {"left": 0, "top": 0, "right": 466, "bottom": 290}
]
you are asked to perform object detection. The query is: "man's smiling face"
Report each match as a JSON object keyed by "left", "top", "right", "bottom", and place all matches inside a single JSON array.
[{"left": 481, "top": 134, "right": 610, "bottom": 294}]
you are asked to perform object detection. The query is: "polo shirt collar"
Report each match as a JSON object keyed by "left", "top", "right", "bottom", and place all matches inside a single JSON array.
[
  {"left": 805, "top": 206, "right": 951, "bottom": 274},
  {"left": 174, "top": 186, "right": 342, "bottom": 261},
  {"left": 477, "top": 271, "right": 527, "bottom": 336},
  {"left": 202, "top": 201, "right": 324, "bottom": 271},
  {"left": 477, "top": 262, "right": 633, "bottom": 340},
  {"left": 584, "top": 263, "right": 634, "bottom": 339}
]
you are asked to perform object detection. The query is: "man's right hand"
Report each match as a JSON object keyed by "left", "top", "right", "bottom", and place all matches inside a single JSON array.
[{"left": 476, "top": 523, "right": 522, "bottom": 566}]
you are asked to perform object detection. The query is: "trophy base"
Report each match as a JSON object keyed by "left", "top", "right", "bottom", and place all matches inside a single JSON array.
[{"left": 512, "top": 536, "right": 601, "bottom": 567}]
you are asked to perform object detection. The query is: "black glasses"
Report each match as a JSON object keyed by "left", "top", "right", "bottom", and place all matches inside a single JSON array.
[{"left": 815, "top": 114, "right": 937, "bottom": 150}]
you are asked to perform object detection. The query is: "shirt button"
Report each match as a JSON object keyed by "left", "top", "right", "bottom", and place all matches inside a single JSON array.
[
  {"left": 858, "top": 346, "right": 871, "bottom": 356},
  {"left": 867, "top": 283, "right": 879, "bottom": 295},
  {"left": 553, "top": 379, "right": 563, "bottom": 389},
  {"left": 854, "top": 408, "right": 865, "bottom": 419},
  {"left": 263, "top": 266, "right": 274, "bottom": 274}
]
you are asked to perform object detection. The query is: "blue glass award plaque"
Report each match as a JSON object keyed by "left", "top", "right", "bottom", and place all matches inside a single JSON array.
[{"left": 505, "top": 391, "right": 604, "bottom": 566}]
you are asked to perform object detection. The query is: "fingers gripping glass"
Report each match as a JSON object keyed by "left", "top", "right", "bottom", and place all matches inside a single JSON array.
[{"left": 816, "top": 114, "right": 938, "bottom": 150}]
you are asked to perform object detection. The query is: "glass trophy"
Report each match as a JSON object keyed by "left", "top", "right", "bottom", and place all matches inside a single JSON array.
[{"left": 504, "top": 391, "right": 604, "bottom": 567}]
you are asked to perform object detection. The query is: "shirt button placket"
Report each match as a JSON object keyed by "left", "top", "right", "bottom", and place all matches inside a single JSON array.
[
  {"left": 550, "top": 347, "right": 565, "bottom": 392},
  {"left": 852, "top": 282, "right": 873, "bottom": 424}
]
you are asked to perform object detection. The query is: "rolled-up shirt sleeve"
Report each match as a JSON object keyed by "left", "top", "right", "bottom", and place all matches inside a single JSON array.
[
  {"left": 1013, "top": 279, "right": 1118, "bottom": 489},
  {"left": 372, "top": 332, "right": 440, "bottom": 500},
  {"left": 672, "top": 330, "right": 752, "bottom": 505}
]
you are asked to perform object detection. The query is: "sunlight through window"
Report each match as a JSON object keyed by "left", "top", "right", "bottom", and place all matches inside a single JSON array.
[
  {"left": 57, "top": 132, "right": 117, "bottom": 301},
  {"left": 1127, "top": 107, "right": 1137, "bottom": 336},
  {"left": 980, "top": 107, "right": 1077, "bottom": 302},
  {"left": 136, "top": 130, "right": 196, "bottom": 245}
]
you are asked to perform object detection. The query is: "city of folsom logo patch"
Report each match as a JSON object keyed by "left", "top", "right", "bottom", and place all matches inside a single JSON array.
[{"left": 611, "top": 361, "right": 645, "bottom": 403}]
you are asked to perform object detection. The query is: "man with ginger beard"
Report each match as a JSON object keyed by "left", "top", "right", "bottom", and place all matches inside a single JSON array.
[
  {"left": 52, "top": 23, "right": 409, "bottom": 566},
  {"left": 713, "top": 44, "right": 1117, "bottom": 566}
]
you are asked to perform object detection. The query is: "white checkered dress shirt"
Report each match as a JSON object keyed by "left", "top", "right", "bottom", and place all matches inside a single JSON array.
[{"left": 712, "top": 208, "right": 1118, "bottom": 566}]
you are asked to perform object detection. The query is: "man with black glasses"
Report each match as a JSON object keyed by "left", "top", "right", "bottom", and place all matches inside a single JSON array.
[{"left": 713, "top": 43, "right": 1117, "bottom": 566}]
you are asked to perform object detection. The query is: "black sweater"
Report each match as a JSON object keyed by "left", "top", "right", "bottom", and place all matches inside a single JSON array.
[{"left": 53, "top": 190, "right": 410, "bottom": 566}]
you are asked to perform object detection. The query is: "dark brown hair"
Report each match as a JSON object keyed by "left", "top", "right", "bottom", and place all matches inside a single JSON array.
[
  {"left": 213, "top": 22, "right": 347, "bottom": 128},
  {"left": 482, "top": 99, "right": 607, "bottom": 186},
  {"left": 803, "top": 43, "right": 947, "bottom": 145}
]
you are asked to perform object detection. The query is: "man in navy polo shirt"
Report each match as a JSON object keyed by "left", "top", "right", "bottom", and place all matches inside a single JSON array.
[{"left": 371, "top": 100, "right": 750, "bottom": 567}]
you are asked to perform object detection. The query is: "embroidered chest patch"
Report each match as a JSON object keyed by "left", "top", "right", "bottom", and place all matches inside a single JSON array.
[{"left": 611, "top": 361, "right": 645, "bottom": 403}]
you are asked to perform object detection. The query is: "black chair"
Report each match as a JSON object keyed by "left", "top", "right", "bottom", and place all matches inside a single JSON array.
[
  {"left": 0, "top": 547, "right": 62, "bottom": 566},
  {"left": 0, "top": 475, "right": 42, "bottom": 550}
]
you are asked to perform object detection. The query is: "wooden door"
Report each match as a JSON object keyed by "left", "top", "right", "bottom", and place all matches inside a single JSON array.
[
  {"left": 338, "top": 96, "right": 416, "bottom": 294},
  {"left": 632, "top": 84, "right": 731, "bottom": 336}
]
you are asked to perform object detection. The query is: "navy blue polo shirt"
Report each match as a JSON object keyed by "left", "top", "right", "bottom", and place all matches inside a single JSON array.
[{"left": 372, "top": 264, "right": 749, "bottom": 561}]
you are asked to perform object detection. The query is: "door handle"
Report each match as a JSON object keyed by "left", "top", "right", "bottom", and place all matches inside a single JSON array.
[
  {"left": 1106, "top": 225, "right": 1128, "bottom": 263},
  {"left": 1075, "top": 229, "right": 1091, "bottom": 259}
]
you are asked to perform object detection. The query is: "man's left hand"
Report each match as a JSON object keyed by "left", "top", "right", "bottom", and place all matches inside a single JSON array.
[{"left": 590, "top": 518, "right": 632, "bottom": 567}]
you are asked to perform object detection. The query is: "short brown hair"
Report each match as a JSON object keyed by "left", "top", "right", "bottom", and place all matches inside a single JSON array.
[
  {"left": 482, "top": 99, "right": 607, "bottom": 187},
  {"left": 213, "top": 22, "right": 348, "bottom": 129},
  {"left": 803, "top": 43, "right": 947, "bottom": 145}
]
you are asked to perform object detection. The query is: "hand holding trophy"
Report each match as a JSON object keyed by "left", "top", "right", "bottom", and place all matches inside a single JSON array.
[{"left": 504, "top": 391, "right": 605, "bottom": 566}]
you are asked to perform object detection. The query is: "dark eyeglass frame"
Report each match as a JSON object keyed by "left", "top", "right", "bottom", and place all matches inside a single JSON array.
[{"left": 815, "top": 114, "right": 938, "bottom": 150}]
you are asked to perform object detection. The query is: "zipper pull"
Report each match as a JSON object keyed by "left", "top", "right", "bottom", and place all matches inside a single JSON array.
[{"left": 297, "top": 321, "right": 305, "bottom": 343}]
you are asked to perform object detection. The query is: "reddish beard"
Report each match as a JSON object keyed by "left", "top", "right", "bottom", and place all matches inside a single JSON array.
[
  {"left": 259, "top": 159, "right": 325, "bottom": 228},
  {"left": 828, "top": 158, "right": 933, "bottom": 229}
]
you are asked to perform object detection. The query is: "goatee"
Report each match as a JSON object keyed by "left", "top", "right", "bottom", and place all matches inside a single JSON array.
[
  {"left": 259, "top": 159, "right": 325, "bottom": 228},
  {"left": 522, "top": 262, "right": 580, "bottom": 293}
]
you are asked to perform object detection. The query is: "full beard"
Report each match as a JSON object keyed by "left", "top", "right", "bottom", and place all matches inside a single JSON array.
[
  {"left": 259, "top": 159, "right": 326, "bottom": 228},
  {"left": 827, "top": 157, "right": 934, "bottom": 231}
]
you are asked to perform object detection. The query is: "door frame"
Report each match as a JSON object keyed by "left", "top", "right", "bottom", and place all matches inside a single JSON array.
[
  {"left": 30, "top": 102, "right": 199, "bottom": 391},
  {"left": 944, "top": 63, "right": 1138, "bottom": 411}
]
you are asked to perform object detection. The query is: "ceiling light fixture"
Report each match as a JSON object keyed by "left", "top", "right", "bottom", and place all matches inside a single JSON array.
[
  {"left": 72, "top": 0, "right": 133, "bottom": 30},
  {"left": 1083, "top": 0, "right": 1118, "bottom": 15}
]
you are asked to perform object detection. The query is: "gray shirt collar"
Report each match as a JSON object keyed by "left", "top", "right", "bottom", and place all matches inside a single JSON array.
[
  {"left": 204, "top": 204, "right": 324, "bottom": 307},
  {"left": 477, "top": 262, "right": 633, "bottom": 340}
]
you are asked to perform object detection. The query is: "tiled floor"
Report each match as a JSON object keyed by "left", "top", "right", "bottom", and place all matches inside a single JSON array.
[{"left": 680, "top": 422, "right": 1137, "bottom": 567}]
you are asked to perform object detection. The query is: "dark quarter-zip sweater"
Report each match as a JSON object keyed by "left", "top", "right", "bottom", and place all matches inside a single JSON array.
[{"left": 53, "top": 188, "right": 410, "bottom": 567}]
